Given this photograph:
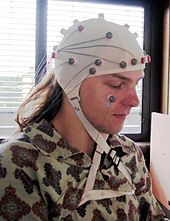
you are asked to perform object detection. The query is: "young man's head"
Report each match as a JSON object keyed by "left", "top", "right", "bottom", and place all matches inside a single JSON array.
[
  {"left": 53, "top": 14, "right": 150, "bottom": 136},
  {"left": 79, "top": 70, "right": 143, "bottom": 134}
]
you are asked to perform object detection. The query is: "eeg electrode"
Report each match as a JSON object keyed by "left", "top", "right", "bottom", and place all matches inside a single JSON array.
[{"left": 108, "top": 95, "right": 116, "bottom": 103}]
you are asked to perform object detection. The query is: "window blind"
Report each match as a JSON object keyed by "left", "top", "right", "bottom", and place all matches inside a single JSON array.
[
  {"left": 47, "top": 0, "right": 144, "bottom": 134},
  {"left": 0, "top": 0, "right": 36, "bottom": 138}
]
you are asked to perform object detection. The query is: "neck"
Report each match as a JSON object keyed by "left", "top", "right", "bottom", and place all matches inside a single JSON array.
[{"left": 51, "top": 96, "right": 95, "bottom": 157}]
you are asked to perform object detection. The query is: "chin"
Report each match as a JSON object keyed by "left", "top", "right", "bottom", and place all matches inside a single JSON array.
[
  {"left": 108, "top": 125, "right": 124, "bottom": 135},
  {"left": 96, "top": 125, "right": 123, "bottom": 135},
  {"left": 91, "top": 119, "right": 124, "bottom": 135}
]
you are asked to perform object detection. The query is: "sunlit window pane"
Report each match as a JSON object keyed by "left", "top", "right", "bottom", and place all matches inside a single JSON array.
[{"left": 0, "top": 0, "right": 36, "bottom": 137}]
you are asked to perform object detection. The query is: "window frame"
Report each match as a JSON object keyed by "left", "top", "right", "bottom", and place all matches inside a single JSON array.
[{"left": 0, "top": 0, "right": 164, "bottom": 142}]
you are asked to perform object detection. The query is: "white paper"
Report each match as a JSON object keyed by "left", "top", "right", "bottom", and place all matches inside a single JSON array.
[{"left": 150, "top": 112, "right": 170, "bottom": 208}]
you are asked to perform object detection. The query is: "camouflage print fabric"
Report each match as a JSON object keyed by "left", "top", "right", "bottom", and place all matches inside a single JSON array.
[{"left": 0, "top": 119, "right": 165, "bottom": 221}]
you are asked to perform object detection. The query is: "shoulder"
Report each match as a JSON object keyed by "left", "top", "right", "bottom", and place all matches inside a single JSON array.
[
  {"left": 118, "top": 134, "right": 145, "bottom": 163},
  {"left": 0, "top": 137, "right": 50, "bottom": 220},
  {"left": 109, "top": 134, "right": 147, "bottom": 177},
  {"left": 110, "top": 133, "right": 142, "bottom": 155},
  {"left": 0, "top": 131, "right": 45, "bottom": 194},
  {"left": 0, "top": 133, "right": 40, "bottom": 179},
  {"left": 1, "top": 132, "right": 39, "bottom": 160}
]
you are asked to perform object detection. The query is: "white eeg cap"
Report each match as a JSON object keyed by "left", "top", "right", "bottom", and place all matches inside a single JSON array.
[{"left": 54, "top": 14, "right": 150, "bottom": 94}]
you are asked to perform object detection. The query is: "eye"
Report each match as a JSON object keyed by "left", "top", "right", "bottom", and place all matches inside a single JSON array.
[{"left": 107, "top": 82, "right": 125, "bottom": 89}]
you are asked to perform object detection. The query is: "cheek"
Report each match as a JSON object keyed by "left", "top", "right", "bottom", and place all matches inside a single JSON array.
[
  {"left": 80, "top": 82, "right": 120, "bottom": 116},
  {"left": 80, "top": 90, "right": 107, "bottom": 119},
  {"left": 106, "top": 88, "right": 128, "bottom": 102},
  {"left": 81, "top": 93, "right": 104, "bottom": 111},
  {"left": 89, "top": 89, "right": 117, "bottom": 111}
]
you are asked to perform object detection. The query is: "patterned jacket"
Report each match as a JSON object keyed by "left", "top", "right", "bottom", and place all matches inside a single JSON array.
[{"left": 0, "top": 119, "right": 165, "bottom": 220}]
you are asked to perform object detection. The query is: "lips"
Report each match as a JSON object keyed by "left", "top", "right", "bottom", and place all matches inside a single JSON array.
[{"left": 112, "top": 114, "right": 128, "bottom": 120}]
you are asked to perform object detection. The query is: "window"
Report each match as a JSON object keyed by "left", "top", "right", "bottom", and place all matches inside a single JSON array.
[
  {"left": 0, "top": 0, "right": 164, "bottom": 141},
  {"left": 0, "top": 0, "right": 36, "bottom": 138}
]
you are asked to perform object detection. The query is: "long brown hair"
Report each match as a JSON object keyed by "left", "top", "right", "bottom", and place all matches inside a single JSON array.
[{"left": 16, "top": 72, "right": 63, "bottom": 131}]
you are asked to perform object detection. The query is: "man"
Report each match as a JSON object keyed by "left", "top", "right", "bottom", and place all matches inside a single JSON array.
[{"left": 0, "top": 15, "right": 165, "bottom": 220}]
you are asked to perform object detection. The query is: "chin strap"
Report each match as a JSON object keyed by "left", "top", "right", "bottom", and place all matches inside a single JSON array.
[
  {"left": 68, "top": 93, "right": 135, "bottom": 207},
  {"left": 79, "top": 142, "right": 135, "bottom": 206}
]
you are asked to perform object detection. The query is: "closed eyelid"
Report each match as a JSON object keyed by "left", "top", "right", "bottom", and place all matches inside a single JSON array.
[
  {"left": 105, "top": 77, "right": 124, "bottom": 84},
  {"left": 110, "top": 74, "right": 130, "bottom": 82},
  {"left": 106, "top": 82, "right": 126, "bottom": 90},
  {"left": 108, "top": 80, "right": 123, "bottom": 85}
]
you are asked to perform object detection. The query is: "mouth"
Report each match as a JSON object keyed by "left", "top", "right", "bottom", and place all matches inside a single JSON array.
[{"left": 112, "top": 114, "right": 128, "bottom": 120}]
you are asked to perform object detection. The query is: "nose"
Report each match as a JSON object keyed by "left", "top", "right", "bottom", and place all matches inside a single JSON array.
[{"left": 123, "top": 88, "right": 139, "bottom": 107}]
